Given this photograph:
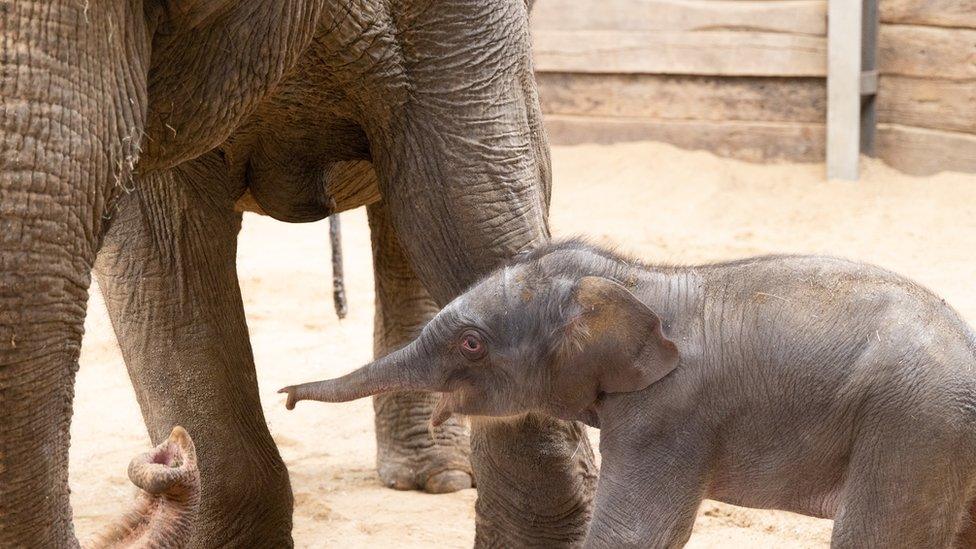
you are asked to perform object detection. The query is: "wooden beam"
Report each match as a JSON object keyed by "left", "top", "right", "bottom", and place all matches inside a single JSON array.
[
  {"left": 543, "top": 115, "right": 825, "bottom": 163},
  {"left": 878, "top": 75, "right": 976, "bottom": 134},
  {"left": 877, "top": 124, "right": 976, "bottom": 175},
  {"left": 827, "top": 0, "right": 864, "bottom": 179},
  {"left": 879, "top": 24, "right": 976, "bottom": 80},
  {"left": 531, "top": 0, "right": 827, "bottom": 35},
  {"left": 880, "top": 0, "right": 976, "bottom": 29},
  {"left": 536, "top": 73, "right": 825, "bottom": 123},
  {"left": 532, "top": 29, "right": 827, "bottom": 76}
]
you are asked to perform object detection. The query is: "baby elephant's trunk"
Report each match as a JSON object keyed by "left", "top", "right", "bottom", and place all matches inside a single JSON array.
[{"left": 279, "top": 342, "right": 434, "bottom": 408}]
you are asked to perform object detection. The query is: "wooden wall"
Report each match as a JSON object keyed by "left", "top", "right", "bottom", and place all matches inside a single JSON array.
[
  {"left": 531, "top": 0, "right": 976, "bottom": 174},
  {"left": 876, "top": 1, "right": 976, "bottom": 174}
]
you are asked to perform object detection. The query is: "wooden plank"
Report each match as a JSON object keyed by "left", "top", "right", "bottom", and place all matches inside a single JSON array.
[
  {"left": 879, "top": 24, "right": 976, "bottom": 80},
  {"left": 827, "top": 0, "right": 863, "bottom": 180},
  {"left": 878, "top": 75, "right": 976, "bottom": 134},
  {"left": 531, "top": 29, "right": 827, "bottom": 76},
  {"left": 536, "top": 73, "right": 825, "bottom": 123},
  {"left": 531, "top": 0, "right": 827, "bottom": 35},
  {"left": 877, "top": 124, "right": 976, "bottom": 175},
  {"left": 543, "top": 114, "right": 825, "bottom": 162},
  {"left": 880, "top": 0, "right": 976, "bottom": 29}
]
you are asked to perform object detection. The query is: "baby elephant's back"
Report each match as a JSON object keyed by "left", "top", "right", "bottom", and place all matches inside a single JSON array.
[
  {"left": 701, "top": 254, "right": 976, "bottom": 433},
  {"left": 696, "top": 255, "right": 976, "bottom": 512},
  {"left": 705, "top": 254, "right": 972, "bottom": 356}
]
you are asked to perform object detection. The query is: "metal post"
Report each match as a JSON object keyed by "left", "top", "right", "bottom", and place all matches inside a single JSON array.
[{"left": 860, "top": 0, "right": 879, "bottom": 156}]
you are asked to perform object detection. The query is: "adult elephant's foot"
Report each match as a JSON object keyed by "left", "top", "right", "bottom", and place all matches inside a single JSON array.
[{"left": 374, "top": 391, "right": 473, "bottom": 493}]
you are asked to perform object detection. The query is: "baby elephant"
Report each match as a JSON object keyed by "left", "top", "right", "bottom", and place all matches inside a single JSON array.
[{"left": 281, "top": 240, "right": 976, "bottom": 548}]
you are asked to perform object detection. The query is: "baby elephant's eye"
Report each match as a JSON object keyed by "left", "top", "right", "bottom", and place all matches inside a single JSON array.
[{"left": 459, "top": 330, "right": 486, "bottom": 360}]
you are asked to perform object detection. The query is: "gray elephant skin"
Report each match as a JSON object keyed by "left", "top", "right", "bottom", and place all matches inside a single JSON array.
[
  {"left": 0, "top": 1, "right": 595, "bottom": 547},
  {"left": 284, "top": 239, "right": 976, "bottom": 548}
]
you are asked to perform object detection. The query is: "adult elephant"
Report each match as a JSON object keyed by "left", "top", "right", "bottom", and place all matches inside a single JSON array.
[{"left": 0, "top": 1, "right": 596, "bottom": 547}]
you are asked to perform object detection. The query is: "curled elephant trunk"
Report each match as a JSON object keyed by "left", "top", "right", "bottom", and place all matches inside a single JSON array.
[
  {"left": 83, "top": 427, "right": 200, "bottom": 549},
  {"left": 279, "top": 342, "right": 433, "bottom": 408}
]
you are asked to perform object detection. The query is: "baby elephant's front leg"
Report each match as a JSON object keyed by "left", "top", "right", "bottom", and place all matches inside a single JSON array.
[{"left": 585, "top": 442, "right": 707, "bottom": 549}]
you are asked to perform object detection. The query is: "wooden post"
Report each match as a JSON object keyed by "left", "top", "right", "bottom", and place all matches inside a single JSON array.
[{"left": 827, "top": 0, "right": 863, "bottom": 180}]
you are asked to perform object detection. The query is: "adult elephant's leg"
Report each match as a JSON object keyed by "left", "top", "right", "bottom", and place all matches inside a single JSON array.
[
  {"left": 376, "top": 188, "right": 597, "bottom": 545},
  {"left": 0, "top": 2, "right": 150, "bottom": 545},
  {"left": 366, "top": 201, "right": 473, "bottom": 494},
  {"left": 94, "top": 155, "right": 293, "bottom": 548},
  {"left": 360, "top": 2, "right": 594, "bottom": 542},
  {"left": 372, "top": 149, "right": 596, "bottom": 547}
]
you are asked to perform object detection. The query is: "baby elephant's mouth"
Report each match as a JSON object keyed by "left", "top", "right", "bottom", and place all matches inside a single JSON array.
[{"left": 431, "top": 393, "right": 459, "bottom": 427}]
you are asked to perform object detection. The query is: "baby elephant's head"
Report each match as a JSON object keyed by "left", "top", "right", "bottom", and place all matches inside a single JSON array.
[{"left": 280, "top": 257, "right": 679, "bottom": 426}]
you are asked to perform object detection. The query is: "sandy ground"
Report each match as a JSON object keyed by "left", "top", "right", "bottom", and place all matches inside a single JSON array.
[{"left": 71, "top": 141, "right": 976, "bottom": 547}]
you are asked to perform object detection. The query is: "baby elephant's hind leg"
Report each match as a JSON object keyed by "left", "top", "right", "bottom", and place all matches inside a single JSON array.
[{"left": 831, "top": 435, "right": 973, "bottom": 549}]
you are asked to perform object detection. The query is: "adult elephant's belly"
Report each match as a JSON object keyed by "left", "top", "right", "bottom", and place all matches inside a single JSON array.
[
  {"left": 234, "top": 159, "right": 381, "bottom": 220},
  {"left": 225, "top": 92, "right": 380, "bottom": 222}
]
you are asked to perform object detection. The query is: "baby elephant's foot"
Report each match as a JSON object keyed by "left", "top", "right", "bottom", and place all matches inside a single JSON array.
[{"left": 374, "top": 391, "right": 472, "bottom": 493}]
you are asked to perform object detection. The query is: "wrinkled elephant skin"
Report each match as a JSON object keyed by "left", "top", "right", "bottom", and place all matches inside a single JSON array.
[{"left": 0, "top": 1, "right": 593, "bottom": 547}]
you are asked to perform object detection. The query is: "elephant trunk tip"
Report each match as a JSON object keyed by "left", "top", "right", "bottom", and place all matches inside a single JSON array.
[
  {"left": 83, "top": 427, "right": 200, "bottom": 549},
  {"left": 127, "top": 426, "right": 199, "bottom": 499},
  {"left": 278, "top": 385, "right": 303, "bottom": 410},
  {"left": 278, "top": 380, "right": 351, "bottom": 409}
]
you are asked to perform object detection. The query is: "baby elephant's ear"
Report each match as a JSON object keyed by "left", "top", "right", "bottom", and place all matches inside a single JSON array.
[{"left": 572, "top": 276, "right": 679, "bottom": 394}]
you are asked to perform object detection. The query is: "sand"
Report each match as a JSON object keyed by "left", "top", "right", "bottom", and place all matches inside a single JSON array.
[{"left": 70, "top": 141, "right": 976, "bottom": 547}]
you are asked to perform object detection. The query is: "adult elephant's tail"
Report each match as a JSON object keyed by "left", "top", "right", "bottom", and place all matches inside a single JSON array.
[
  {"left": 83, "top": 427, "right": 201, "bottom": 549},
  {"left": 330, "top": 214, "right": 348, "bottom": 319}
]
